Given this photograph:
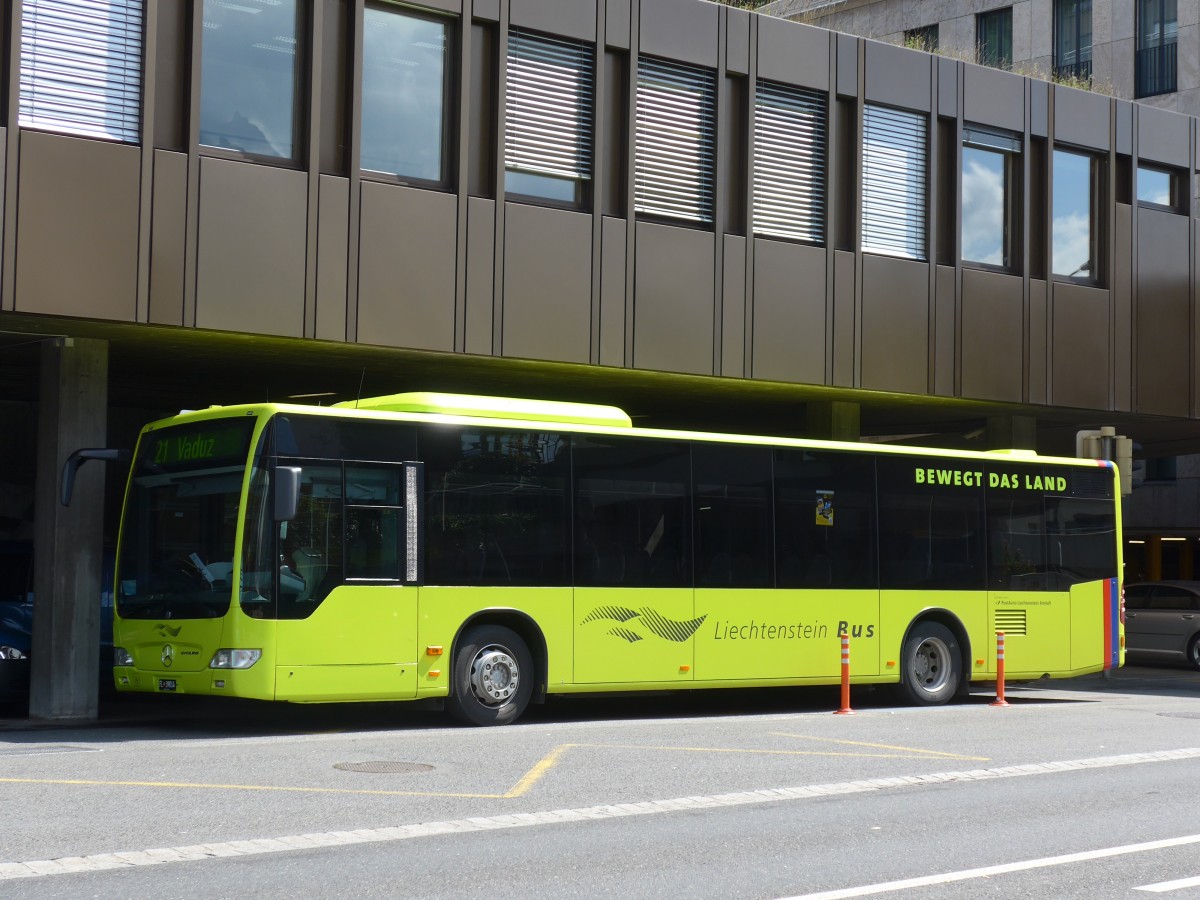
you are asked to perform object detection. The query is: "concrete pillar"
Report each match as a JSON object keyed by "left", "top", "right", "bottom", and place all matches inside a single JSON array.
[
  {"left": 985, "top": 415, "right": 1038, "bottom": 451},
  {"left": 805, "top": 401, "right": 861, "bottom": 442},
  {"left": 30, "top": 337, "right": 108, "bottom": 721}
]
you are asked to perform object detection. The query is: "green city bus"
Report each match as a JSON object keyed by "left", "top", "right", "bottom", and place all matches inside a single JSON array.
[{"left": 111, "top": 392, "right": 1124, "bottom": 725}]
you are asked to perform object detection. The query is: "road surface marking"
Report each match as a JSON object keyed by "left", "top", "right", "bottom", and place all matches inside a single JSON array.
[
  {"left": 771, "top": 734, "right": 990, "bottom": 761},
  {"left": 779, "top": 834, "right": 1200, "bottom": 899},
  {"left": 1136, "top": 874, "right": 1200, "bottom": 893},
  {"left": 1, "top": 746, "right": 1198, "bottom": 881}
]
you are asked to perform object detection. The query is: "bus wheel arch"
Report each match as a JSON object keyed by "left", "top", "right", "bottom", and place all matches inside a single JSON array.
[
  {"left": 898, "top": 612, "right": 970, "bottom": 705},
  {"left": 447, "top": 612, "right": 547, "bottom": 726}
]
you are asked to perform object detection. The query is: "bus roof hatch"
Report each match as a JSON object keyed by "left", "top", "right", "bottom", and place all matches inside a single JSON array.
[{"left": 332, "top": 392, "right": 634, "bottom": 428}]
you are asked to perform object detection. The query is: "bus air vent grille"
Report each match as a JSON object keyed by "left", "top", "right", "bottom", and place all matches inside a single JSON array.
[{"left": 995, "top": 609, "right": 1027, "bottom": 635}]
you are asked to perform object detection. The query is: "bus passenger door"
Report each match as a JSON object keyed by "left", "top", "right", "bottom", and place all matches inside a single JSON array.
[{"left": 274, "top": 461, "right": 421, "bottom": 700}]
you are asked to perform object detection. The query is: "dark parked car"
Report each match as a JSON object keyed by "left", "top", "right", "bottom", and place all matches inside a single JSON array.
[
  {"left": 1124, "top": 581, "right": 1200, "bottom": 671},
  {"left": 0, "top": 543, "right": 114, "bottom": 709}
]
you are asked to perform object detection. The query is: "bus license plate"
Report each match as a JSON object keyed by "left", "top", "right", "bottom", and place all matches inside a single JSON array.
[{"left": 158, "top": 679, "right": 177, "bottom": 692}]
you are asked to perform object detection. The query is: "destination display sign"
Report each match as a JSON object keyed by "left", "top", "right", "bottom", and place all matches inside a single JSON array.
[{"left": 143, "top": 420, "right": 254, "bottom": 470}]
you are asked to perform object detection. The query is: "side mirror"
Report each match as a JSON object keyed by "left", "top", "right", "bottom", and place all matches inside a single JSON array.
[{"left": 274, "top": 466, "right": 302, "bottom": 521}]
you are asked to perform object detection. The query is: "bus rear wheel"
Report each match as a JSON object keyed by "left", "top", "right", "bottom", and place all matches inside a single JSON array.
[
  {"left": 448, "top": 625, "right": 534, "bottom": 726},
  {"left": 899, "top": 621, "right": 961, "bottom": 706}
]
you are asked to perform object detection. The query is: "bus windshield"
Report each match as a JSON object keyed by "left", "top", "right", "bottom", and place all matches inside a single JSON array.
[{"left": 116, "top": 418, "right": 256, "bottom": 620}]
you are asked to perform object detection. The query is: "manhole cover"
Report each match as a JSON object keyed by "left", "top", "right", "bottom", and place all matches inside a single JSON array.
[
  {"left": 1157, "top": 712, "right": 1200, "bottom": 720},
  {"left": 333, "top": 761, "right": 434, "bottom": 774}
]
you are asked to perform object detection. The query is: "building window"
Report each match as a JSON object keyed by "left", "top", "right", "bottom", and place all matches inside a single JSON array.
[
  {"left": 753, "top": 81, "right": 826, "bottom": 244},
  {"left": 1052, "top": 148, "right": 1101, "bottom": 281},
  {"left": 976, "top": 7, "right": 1013, "bottom": 70},
  {"left": 19, "top": 0, "right": 143, "bottom": 143},
  {"left": 862, "top": 104, "right": 927, "bottom": 261},
  {"left": 360, "top": 5, "right": 450, "bottom": 184},
  {"left": 962, "top": 127, "right": 1021, "bottom": 270},
  {"left": 505, "top": 30, "right": 594, "bottom": 206},
  {"left": 1136, "top": 0, "right": 1177, "bottom": 98},
  {"left": 1054, "top": 0, "right": 1093, "bottom": 82},
  {"left": 903, "top": 25, "right": 939, "bottom": 53},
  {"left": 200, "top": 0, "right": 301, "bottom": 160},
  {"left": 1137, "top": 164, "right": 1184, "bottom": 212},
  {"left": 635, "top": 57, "right": 716, "bottom": 225}
]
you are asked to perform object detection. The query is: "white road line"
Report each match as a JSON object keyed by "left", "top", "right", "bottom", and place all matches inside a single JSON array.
[
  {"left": 780, "top": 835, "right": 1200, "bottom": 899},
  {"left": 1136, "top": 875, "right": 1200, "bottom": 893},
  {"left": 2, "top": 746, "right": 1199, "bottom": 881}
]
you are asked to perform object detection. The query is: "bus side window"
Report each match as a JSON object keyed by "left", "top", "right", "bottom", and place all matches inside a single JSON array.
[
  {"left": 345, "top": 464, "right": 405, "bottom": 581},
  {"left": 277, "top": 462, "right": 343, "bottom": 619}
]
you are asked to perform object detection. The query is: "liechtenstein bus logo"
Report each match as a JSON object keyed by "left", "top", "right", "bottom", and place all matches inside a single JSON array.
[
  {"left": 581, "top": 606, "right": 707, "bottom": 643},
  {"left": 155, "top": 623, "right": 182, "bottom": 638}
]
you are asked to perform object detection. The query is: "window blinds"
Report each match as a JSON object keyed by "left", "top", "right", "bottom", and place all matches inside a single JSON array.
[
  {"left": 862, "top": 104, "right": 927, "bottom": 260},
  {"left": 635, "top": 57, "right": 716, "bottom": 224},
  {"left": 754, "top": 81, "right": 826, "bottom": 243},
  {"left": 19, "top": 0, "right": 143, "bottom": 143},
  {"left": 505, "top": 30, "right": 594, "bottom": 186}
]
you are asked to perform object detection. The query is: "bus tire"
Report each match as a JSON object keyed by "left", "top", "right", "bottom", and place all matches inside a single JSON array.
[
  {"left": 448, "top": 625, "right": 534, "bottom": 726},
  {"left": 898, "top": 621, "right": 961, "bottom": 706}
]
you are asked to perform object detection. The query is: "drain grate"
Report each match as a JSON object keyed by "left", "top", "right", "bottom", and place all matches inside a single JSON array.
[
  {"left": 333, "top": 761, "right": 434, "bottom": 774},
  {"left": 1157, "top": 712, "right": 1200, "bottom": 720}
]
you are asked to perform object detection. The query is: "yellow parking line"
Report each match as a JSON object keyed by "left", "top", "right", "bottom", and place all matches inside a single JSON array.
[
  {"left": 770, "top": 733, "right": 990, "bottom": 761},
  {"left": 504, "top": 743, "right": 576, "bottom": 798}
]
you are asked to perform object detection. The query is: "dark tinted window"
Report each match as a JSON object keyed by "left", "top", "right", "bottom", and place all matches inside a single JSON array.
[
  {"left": 878, "top": 456, "right": 985, "bottom": 590},
  {"left": 1150, "top": 586, "right": 1200, "bottom": 611},
  {"left": 421, "top": 427, "right": 569, "bottom": 586},
  {"left": 274, "top": 462, "right": 343, "bottom": 619},
  {"left": 693, "top": 443, "right": 772, "bottom": 588},
  {"left": 1124, "top": 585, "right": 1152, "bottom": 609},
  {"left": 345, "top": 464, "right": 405, "bottom": 581},
  {"left": 1044, "top": 494, "right": 1117, "bottom": 584},
  {"left": 775, "top": 449, "right": 876, "bottom": 589},
  {"left": 574, "top": 436, "right": 691, "bottom": 587},
  {"left": 986, "top": 464, "right": 1048, "bottom": 589},
  {"left": 277, "top": 416, "right": 417, "bottom": 463}
]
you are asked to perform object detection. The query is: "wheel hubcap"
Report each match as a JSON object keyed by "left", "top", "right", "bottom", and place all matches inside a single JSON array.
[
  {"left": 469, "top": 645, "right": 519, "bottom": 706},
  {"left": 912, "top": 636, "right": 951, "bottom": 692}
]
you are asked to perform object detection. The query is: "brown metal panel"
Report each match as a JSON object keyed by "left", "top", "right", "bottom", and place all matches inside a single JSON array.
[
  {"left": 1029, "top": 279, "right": 1048, "bottom": 404},
  {"left": 465, "top": 197, "right": 496, "bottom": 356},
  {"left": 1029, "top": 80, "right": 1049, "bottom": 138},
  {"left": 1114, "top": 202, "right": 1132, "bottom": 411},
  {"left": 1138, "top": 105, "right": 1191, "bottom": 169},
  {"left": 148, "top": 151, "right": 188, "bottom": 326},
  {"left": 836, "top": 34, "right": 858, "bottom": 98},
  {"left": 1136, "top": 209, "right": 1190, "bottom": 416},
  {"left": 606, "top": 0, "right": 630, "bottom": 49},
  {"left": 938, "top": 57, "right": 957, "bottom": 119},
  {"left": 860, "top": 255, "right": 929, "bottom": 395},
  {"left": 722, "top": 235, "right": 746, "bottom": 377},
  {"left": 316, "top": 176, "right": 350, "bottom": 343},
  {"left": 15, "top": 133, "right": 139, "bottom": 321},
  {"left": 832, "top": 249, "right": 855, "bottom": 386},
  {"left": 1053, "top": 86, "right": 1110, "bottom": 151},
  {"left": 864, "top": 40, "right": 931, "bottom": 113},
  {"left": 195, "top": 158, "right": 307, "bottom": 336},
  {"left": 510, "top": 0, "right": 595, "bottom": 41},
  {"left": 502, "top": 202, "right": 591, "bottom": 363},
  {"left": 750, "top": 238, "right": 825, "bottom": 384},
  {"left": 633, "top": 222, "right": 715, "bottom": 376},
  {"left": 639, "top": 0, "right": 718, "bottom": 68},
  {"left": 600, "top": 216, "right": 626, "bottom": 366},
  {"left": 726, "top": 7, "right": 749, "bottom": 76},
  {"left": 474, "top": 0, "right": 500, "bottom": 21},
  {"left": 756, "top": 19, "right": 828, "bottom": 90},
  {"left": 962, "top": 65, "right": 1024, "bottom": 134},
  {"left": 960, "top": 269, "right": 1023, "bottom": 402},
  {"left": 357, "top": 183, "right": 457, "bottom": 352},
  {"left": 1050, "top": 282, "right": 1110, "bottom": 410},
  {"left": 934, "top": 265, "right": 955, "bottom": 396}
]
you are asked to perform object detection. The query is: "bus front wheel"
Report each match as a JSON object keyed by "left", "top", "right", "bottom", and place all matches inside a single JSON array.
[
  {"left": 898, "top": 621, "right": 961, "bottom": 706},
  {"left": 448, "top": 625, "right": 535, "bottom": 726}
]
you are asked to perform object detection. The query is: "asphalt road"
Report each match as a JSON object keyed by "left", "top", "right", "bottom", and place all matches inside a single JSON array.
[{"left": 2, "top": 665, "right": 1199, "bottom": 899}]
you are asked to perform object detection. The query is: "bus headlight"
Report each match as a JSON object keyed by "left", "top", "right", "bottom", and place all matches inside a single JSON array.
[
  {"left": 209, "top": 649, "right": 262, "bottom": 670},
  {"left": 113, "top": 647, "right": 134, "bottom": 667}
]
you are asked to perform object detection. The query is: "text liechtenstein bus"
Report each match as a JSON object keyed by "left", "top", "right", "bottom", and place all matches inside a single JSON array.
[{"left": 111, "top": 393, "right": 1124, "bottom": 725}]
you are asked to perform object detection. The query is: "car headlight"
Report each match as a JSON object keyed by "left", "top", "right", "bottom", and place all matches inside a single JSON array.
[
  {"left": 209, "top": 649, "right": 261, "bottom": 670},
  {"left": 113, "top": 646, "right": 134, "bottom": 667},
  {"left": 0, "top": 646, "right": 27, "bottom": 661}
]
